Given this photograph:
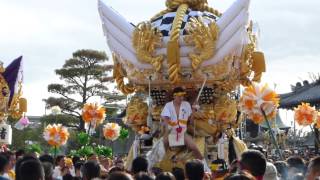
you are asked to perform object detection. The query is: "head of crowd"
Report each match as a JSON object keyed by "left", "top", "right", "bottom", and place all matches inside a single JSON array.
[{"left": 0, "top": 147, "right": 319, "bottom": 180}]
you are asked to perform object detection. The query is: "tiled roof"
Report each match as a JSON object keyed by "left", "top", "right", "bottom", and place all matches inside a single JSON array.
[{"left": 280, "top": 83, "right": 320, "bottom": 108}]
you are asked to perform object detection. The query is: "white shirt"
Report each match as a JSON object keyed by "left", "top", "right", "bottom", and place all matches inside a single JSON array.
[
  {"left": 53, "top": 166, "right": 62, "bottom": 179},
  {"left": 161, "top": 101, "right": 192, "bottom": 129}
]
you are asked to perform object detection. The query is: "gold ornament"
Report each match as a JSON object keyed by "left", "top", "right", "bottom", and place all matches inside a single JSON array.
[
  {"left": 112, "top": 54, "right": 135, "bottom": 95},
  {"left": 185, "top": 17, "right": 219, "bottom": 70},
  {"left": 0, "top": 75, "right": 9, "bottom": 121},
  {"left": 152, "top": 106, "right": 163, "bottom": 121},
  {"left": 132, "top": 22, "right": 164, "bottom": 72},
  {"left": 213, "top": 96, "right": 237, "bottom": 124},
  {"left": 124, "top": 97, "right": 148, "bottom": 131}
]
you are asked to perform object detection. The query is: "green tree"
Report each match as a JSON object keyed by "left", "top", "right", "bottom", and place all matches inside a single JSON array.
[{"left": 44, "top": 49, "right": 124, "bottom": 130}]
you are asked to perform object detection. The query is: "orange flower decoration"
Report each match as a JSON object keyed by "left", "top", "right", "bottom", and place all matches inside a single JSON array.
[
  {"left": 64, "top": 157, "right": 73, "bottom": 168},
  {"left": 43, "top": 124, "right": 69, "bottom": 147},
  {"left": 240, "top": 83, "right": 279, "bottom": 124},
  {"left": 82, "top": 103, "right": 106, "bottom": 126},
  {"left": 316, "top": 112, "right": 320, "bottom": 129},
  {"left": 294, "top": 103, "right": 317, "bottom": 126},
  {"left": 138, "top": 126, "right": 150, "bottom": 135},
  {"left": 103, "top": 123, "right": 121, "bottom": 141}
]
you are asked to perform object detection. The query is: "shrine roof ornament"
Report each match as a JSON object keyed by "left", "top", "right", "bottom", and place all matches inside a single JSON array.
[{"left": 98, "top": 0, "right": 266, "bottom": 94}]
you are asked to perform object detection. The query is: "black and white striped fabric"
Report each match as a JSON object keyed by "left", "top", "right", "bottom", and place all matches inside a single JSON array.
[{"left": 151, "top": 9, "right": 219, "bottom": 36}]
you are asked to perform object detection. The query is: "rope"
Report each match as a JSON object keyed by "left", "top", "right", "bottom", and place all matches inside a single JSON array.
[
  {"left": 167, "top": 3, "right": 189, "bottom": 84},
  {"left": 150, "top": 9, "right": 174, "bottom": 22},
  {"left": 199, "top": 4, "right": 222, "bottom": 17}
]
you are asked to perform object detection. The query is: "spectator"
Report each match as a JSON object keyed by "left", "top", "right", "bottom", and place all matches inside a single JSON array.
[
  {"left": 41, "top": 162, "right": 53, "bottom": 180},
  {"left": 263, "top": 162, "right": 279, "bottom": 180},
  {"left": 53, "top": 155, "right": 65, "bottom": 179},
  {"left": 15, "top": 149, "right": 25, "bottom": 161},
  {"left": 224, "top": 170, "right": 256, "bottom": 180},
  {"left": 185, "top": 159, "right": 204, "bottom": 180},
  {"left": 107, "top": 172, "right": 133, "bottom": 180},
  {"left": 274, "top": 161, "right": 288, "bottom": 180},
  {"left": 172, "top": 167, "right": 184, "bottom": 180},
  {"left": 286, "top": 156, "right": 306, "bottom": 176},
  {"left": 240, "top": 150, "right": 266, "bottom": 180},
  {"left": 156, "top": 172, "right": 176, "bottom": 180},
  {"left": 88, "top": 154, "right": 99, "bottom": 162},
  {"left": 15, "top": 156, "right": 37, "bottom": 180},
  {"left": 19, "top": 159, "right": 44, "bottom": 180},
  {"left": 39, "top": 154, "right": 54, "bottom": 165},
  {"left": 0, "top": 155, "right": 9, "bottom": 180},
  {"left": 81, "top": 161, "right": 100, "bottom": 180},
  {"left": 72, "top": 156, "right": 80, "bottom": 166},
  {"left": 134, "top": 172, "right": 155, "bottom": 180},
  {"left": 114, "top": 158, "right": 125, "bottom": 170},
  {"left": 151, "top": 167, "right": 163, "bottom": 177},
  {"left": 1, "top": 152, "right": 15, "bottom": 180},
  {"left": 132, "top": 156, "right": 148, "bottom": 175},
  {"left": 109, "top": 166, "right": 124, "bottom": 174},
  {"left": 306, "top": 156, "right": 320, "bottom": 180},
  {"left": 74, "top": 162, "right": 84, "bottom": 178},
  {"left": 62, "top": 173, "right": 73, "bottom": 180}
]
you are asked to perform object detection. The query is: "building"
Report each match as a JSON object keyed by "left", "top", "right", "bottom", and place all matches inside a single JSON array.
[
  {"left": 279, "top": 79, "right": 320, "bottom": 153},
  {"left": 280, "top": 80, "right": 320, "bottom": 109}
]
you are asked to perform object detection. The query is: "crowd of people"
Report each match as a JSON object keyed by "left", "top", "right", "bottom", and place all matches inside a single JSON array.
[{"left": 0, "top": 147, "right": 319, "bottom": 180}]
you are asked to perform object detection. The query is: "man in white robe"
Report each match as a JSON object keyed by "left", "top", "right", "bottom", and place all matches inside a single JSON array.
[{"left": 161, "top": 87, "right": 203, "bottom": 160}]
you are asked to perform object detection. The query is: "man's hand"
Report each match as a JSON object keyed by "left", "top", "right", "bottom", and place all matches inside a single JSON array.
[{"left": 192, "top": 104, "right": 200, "bottom": 111}]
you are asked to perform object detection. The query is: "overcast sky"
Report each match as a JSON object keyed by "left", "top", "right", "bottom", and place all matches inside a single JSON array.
[{"left": 0, "top": 0, "right": 319, "bottom": 126}]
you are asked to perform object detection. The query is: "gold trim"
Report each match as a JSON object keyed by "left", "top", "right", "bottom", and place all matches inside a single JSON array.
[
  {"left": 132, "top": 22, "right": 164, "bottom": 72},
  {"left": 0, "top": 75, "right": 9, "bottom": 121}
]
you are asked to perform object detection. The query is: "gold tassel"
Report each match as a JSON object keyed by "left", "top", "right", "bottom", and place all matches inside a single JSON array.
[
  {"left": 232, "top": 136, "right": 247, "bottom": 159},
  {"left": 19, "top": 98, "right": 27, "bottom": 113},
  {"left": 252, "top": 51, "right": 266, "bottom": 82}
]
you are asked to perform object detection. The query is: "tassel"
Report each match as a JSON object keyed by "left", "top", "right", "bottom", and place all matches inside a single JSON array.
[{"left": 19, "top": 98, "right": 27, "bottom": 112}]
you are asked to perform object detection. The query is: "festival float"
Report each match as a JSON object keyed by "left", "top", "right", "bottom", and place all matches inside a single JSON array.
[
  {"left": 0, "top": 56, "right": 26, "bottom": 146},
  {"left": 98, "top": 0, "right": 267, "bottom": 171}
]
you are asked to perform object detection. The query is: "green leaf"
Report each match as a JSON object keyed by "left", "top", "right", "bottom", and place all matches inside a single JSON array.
[
  {"left": 77, "top": 132, "right": 91, "bottom": 146},
  {"left": 119, "top": 127, "right": 129, "bottom": 141},
  {"left": 94, "top": 145, "right": 112, "bottom": 158},
  {"left": 26, "top": 144, "right": 43, "bottom": 154},
  {"left": 77, "top": 145, "right": 94, "bottom": 157}
]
